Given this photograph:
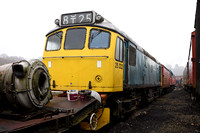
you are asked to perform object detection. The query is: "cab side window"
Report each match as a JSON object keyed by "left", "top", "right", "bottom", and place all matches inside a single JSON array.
[{"left": 115, "top": 37, "right": 124, "bottom": 62}]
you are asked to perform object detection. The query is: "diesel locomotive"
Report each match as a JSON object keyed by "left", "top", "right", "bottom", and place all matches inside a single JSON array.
[
  {"left": 42, "top": 11, "right": 173, "bottom": 129},
  {"left": 0, "top": 11, "right": 173, "bottom": 132}
]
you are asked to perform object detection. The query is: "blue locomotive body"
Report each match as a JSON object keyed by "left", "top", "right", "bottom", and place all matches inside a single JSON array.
[{"left": 124, "top": 40, "right": 161, "bottom": 89}]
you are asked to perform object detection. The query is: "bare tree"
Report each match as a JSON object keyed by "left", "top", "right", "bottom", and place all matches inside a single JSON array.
[{"left": 0, "top": 54, "right": 24, "bottom": 65}]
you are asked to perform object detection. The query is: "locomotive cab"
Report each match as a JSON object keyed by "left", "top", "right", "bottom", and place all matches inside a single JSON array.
[{"left": 42, "top": 11, "right": 124, "bottom": 93}]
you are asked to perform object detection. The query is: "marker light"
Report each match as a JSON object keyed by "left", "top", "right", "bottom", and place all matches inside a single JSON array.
[
  {"left": 95, "top": 15, "right": 104, "bottom": 23},
  {"left": 55, "top": 19, "right": 60, "bottom": 26}
]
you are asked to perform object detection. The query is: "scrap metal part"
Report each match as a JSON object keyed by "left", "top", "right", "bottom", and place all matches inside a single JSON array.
[{"left": 0, "top": 59, "right": 52, "bottom": 112}]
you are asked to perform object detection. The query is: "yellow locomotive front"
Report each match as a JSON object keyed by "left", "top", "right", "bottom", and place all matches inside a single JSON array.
[{"left": 42, "top": 11, "right": 124, "bottom": 93}]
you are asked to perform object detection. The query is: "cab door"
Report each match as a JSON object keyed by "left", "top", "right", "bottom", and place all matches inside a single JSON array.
[
  {"left": 114, "top": 36, "right": 124, "bottom": 91},
  {"left": 123, "top": 40, "right": 129, "bottom": 85}
]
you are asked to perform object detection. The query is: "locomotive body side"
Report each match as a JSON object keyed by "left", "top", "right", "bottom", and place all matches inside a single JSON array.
[
  {"left": 188, "top": 31, "right": 196, "bottom": 89},
  {"left": 184, "top": 31, "right": 198, "bottom": 97},
  {"left": 126, "top": 41, "right": 161, "bottom": 89},
  {"left": 169, "top": 71, "right": 176, "bottom": 89},
  {"left": 183, "top": 64, "right": 188, "bottom": 86},
  {"left": 161, "top": 65, "right": 171, "bottom": 89},
  {"left": 43, "top": 27, "right": 162, "bottom": 94}
]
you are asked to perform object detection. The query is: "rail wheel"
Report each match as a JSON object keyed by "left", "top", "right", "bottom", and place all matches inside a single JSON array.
[{"left": 89, "top": 113, "right": 98, "bottom": 130}]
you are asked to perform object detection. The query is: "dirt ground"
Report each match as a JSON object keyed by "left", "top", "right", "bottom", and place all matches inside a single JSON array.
[{"left": 70, "top": 88, "right": 200, "bottom": 133}]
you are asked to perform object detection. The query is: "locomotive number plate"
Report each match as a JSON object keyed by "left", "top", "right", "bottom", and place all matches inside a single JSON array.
[{"left": 61, "top": 11, "right": 94, "bottom": 26}]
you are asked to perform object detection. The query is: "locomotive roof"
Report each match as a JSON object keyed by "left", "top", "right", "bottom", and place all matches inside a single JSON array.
[{"left": 46, "top": 11, "right": 159, "bottom": 64}]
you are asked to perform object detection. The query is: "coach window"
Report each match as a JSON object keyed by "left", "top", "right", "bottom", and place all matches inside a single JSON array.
[
  {"left": 64, "top": 28, "right": 86, "bottom": 49},
  {"left": 46, "top": 31, "right": 63, "bottom": 51},
  {"left": 89, "top": 29, "right": 110, "bottom": 49},
  {"left": 129, "top": 46, "right": 136, "bottom": 66},
  {"left": 115, "top": 37, "right": 124, "bottom": 62}
]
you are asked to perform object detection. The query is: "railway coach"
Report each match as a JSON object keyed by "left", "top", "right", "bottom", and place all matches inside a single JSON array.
[
  {"left": 183, "top": 31, "right": 197, "bottom": 99},
  {"left": 183, "top": 0, "right": 200, "bottom": 100},
  {"left": 42, "top": 11, "right": 171, "bottom": 130}
]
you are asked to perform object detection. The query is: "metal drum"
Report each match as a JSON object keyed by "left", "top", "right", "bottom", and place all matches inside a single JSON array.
[{"left": 0, "top": 59, "right": 52, "bottom": 112}]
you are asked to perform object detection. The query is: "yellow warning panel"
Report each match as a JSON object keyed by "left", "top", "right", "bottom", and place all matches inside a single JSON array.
[{"left": 80, "top": 108, "right": 110, "bottom": 130}]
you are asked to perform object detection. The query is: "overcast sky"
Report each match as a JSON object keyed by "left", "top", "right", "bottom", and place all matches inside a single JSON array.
[{"left": 0, "top": 0, "right": 196, "bottom": 67}]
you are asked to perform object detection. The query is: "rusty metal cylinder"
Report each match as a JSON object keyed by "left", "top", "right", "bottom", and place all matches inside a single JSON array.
[{"left": 0, "top": 59, "right": 52, "bottom": 112}]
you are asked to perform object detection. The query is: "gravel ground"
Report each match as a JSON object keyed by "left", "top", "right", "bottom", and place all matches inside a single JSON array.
[{"left": 70, "top": 88, "right": 200, "bottom": 133}]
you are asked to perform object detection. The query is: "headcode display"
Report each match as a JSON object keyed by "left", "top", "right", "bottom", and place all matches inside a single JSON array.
[{"left": 61, "top": 11, "right": 94, "bottom": 26}]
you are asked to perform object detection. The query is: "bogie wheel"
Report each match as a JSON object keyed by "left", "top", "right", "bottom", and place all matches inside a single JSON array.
[{"left": 90, "top": 113, "right": 98, "bottom": 130}]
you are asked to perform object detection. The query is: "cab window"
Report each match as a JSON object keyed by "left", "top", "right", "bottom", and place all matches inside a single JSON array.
[
  {"left": 46, "top": 31, "right": 63, "bottom": 51},
  {"left": 115, "top": 37, "right": 124, "bottom": 62},
  {"left": 89, "top": 29, "right": 110, "bottom": 49},
  {"left": 64, "top": 28, "right": 86, "bottom": 49}
]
